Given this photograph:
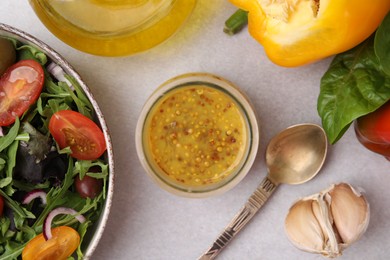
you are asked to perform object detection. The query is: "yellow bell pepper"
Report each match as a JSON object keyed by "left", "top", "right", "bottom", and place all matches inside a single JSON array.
[{"left": 229, "top": 0, "right": 390, "bottom": 67}]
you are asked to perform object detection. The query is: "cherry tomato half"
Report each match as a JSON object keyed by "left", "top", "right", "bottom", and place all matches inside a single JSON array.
[
  {"left": 22, "top": 226, "right": 80, "bottom": 260},
  {"left": 355, "top": 100, "right": 390, "bottom": 159},
  {"left": 0, "top": 195, "right": 4, "bottom": 216},
  {"left": 0, "top": 59, "right": 44, "bottom": 126},
  {"left": 75, "top": 174, "right": 103, "bottom": 199},
  {"left": 49, "top": 110, "right": 106, "bottom": 160}
]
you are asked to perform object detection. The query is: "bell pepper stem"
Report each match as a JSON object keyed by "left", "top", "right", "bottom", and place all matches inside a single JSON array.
[{"left": 224, "top": 9, "right": 248, "bottom": 35}]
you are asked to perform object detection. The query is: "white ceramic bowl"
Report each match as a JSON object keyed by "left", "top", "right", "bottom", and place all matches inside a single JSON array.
[{"left": 0, "top": 23, "right": 115, "bottom": 259}]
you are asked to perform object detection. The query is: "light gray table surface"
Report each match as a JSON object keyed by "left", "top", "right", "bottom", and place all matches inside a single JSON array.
[{"left": 1, "top": 1, "right": 389, "bottom": 259}]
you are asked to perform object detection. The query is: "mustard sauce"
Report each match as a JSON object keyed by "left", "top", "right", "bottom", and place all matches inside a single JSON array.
[{"left": 145, "top": 85, "right": 248, "bottom": 188}]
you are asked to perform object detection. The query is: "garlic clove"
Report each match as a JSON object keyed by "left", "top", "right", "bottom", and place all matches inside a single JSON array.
[
  {"left": 285, "top": 199, "right": 326, "bottom": 254},
  {"left": 328, "top": 183, "right": 370, "bottom": 245},
  {"left": 285, "top": 183, "right": 370, "bottom": 257},
  {"left": 311, "top": 194, "right": 341, "bottom": 257}
]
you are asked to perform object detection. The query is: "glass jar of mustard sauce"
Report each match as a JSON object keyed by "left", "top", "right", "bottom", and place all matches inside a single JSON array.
[
  {"left": 29, "top": 0, "right": 197, "bottom": 56},
  {"left": 136, "top": 73, "right": 260, "bottom": 198}
]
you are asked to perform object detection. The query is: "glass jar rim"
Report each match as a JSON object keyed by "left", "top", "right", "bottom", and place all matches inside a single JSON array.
[{"left": 135, "top": 73, "right": 260, "bottom": 198}]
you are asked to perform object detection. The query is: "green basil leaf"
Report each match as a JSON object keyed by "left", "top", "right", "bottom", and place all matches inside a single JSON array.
[
  {"left": 375, "top": 12, "right": 390, "bottom": 76},
  {"left": 318, "top": 37, "right": 390, "bottom": 144}
]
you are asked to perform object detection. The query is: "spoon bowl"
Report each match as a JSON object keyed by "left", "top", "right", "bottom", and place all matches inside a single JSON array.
[
  {"left": 200, "top": 123, "right": 328, "bottom": 259},
  {"left": 267, "top": 123, "right": 328, "bottom": 185}
]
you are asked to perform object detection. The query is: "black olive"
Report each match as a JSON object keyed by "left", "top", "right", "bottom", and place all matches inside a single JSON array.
[{"left": 0, "top": 37, "right": 16, "bottom": 75}]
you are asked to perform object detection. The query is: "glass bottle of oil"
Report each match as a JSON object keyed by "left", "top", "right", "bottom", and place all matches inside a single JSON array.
[{"left": 29, "top": 0, "right": 197, "bottom": 56}]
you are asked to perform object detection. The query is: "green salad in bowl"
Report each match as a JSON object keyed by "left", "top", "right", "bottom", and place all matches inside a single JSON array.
[{"left": 0, "top": 23, "right": 114, "bottom": 259}]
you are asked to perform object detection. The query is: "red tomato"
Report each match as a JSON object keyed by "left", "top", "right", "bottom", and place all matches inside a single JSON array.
[
  {"left": 22, "top": 226, "right": 80, "bottom": 260},
  {"left": 49, "top": 110, "right": 106, "bottom": 160},
  {"left": 355, "top": 101, "right": 390, "bottom": 159},
  {"left": 75, "top": 174, "right": 103, "bottom": 198},
  {"left": 0, "top": 195, "right": 4, "bottom": 216},
  {"left": 0, "top": 59, "right": 44, "bottom": 126}
]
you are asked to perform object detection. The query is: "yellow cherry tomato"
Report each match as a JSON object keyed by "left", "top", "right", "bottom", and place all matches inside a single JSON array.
[
  {"left": 230, "top": 0, "right": 390, "bottom": 67},
  {"left": 22, "top": 226, "right": 80, "bottom": 260}
]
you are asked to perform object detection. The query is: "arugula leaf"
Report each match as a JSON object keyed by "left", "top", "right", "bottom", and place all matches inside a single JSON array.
[
  {"left": 12, "top": 179, "right": 51, "bottom": 191},
  {"left": 4, "top": 140, "right": 19, "bottom": 195},
  {"left": 318, "top": 13, "right": 390, "bottom": 144},
  {"left": 61, "top": 79, "right": 93, "bottom": 119},
  {"left": 15, "top": 45, "right": 47, "bottom": 65},
  {"left": 32, "top": 157, "right": 75, "bottom": 228},
  {"left": 18, "top": 225, "right": 37, "bottom": 242},
  {"left": 65, "top": 75, "right": 93, "bottom": 118},
  {"left": 74, "top": 160, "right": 108, "bottom": 199},
  {"left": 0, "top": 118, "right": 20, "bottom": 153},
  {"left": 0, "top": 218, "right": 11, "bottom": 237},
  {"left": 0, "top": 189, "right": 34, "bottom": 219},
  {"left": 76, "top": 220, "right": 91, "bottom": 259},
  {"left": 0, "top": 241, "right": 26, "bottom": 260},
  {"left": 0, "top": 178, "right": 12, "bottom": 189},
  {"left": 0, "top": 157, "right": 5, "bottom": 172}
]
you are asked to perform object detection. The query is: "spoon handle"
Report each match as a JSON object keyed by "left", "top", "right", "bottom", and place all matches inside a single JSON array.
[{"left": 198, "top": 177, "right": 278, "bottom": 260}]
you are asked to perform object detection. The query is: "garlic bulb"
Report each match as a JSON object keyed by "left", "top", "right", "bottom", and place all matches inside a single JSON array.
[{"left": 285, "top": 183, "right": 370, "bottom": 258}]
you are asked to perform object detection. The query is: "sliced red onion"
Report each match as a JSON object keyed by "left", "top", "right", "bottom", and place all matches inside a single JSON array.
[
  {"left": 43, "top": 207, "right": 86, "bottom": 240},
  {"left": 47, "top": 62, "right": 74, "bottom": 91},
  {"left": 0, "top": 127, "right": 3, "bottom": 137},
  {"left": 22, "top": 190, "right": 47, "bottom": 205}
]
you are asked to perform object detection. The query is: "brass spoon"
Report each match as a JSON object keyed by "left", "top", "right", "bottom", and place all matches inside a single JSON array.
[{"left": 199, "top": 123, "right": 328, "bottom": 259}]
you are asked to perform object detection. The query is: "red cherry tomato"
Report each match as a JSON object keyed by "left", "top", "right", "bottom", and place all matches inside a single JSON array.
[
  {"left": 0, "top": 59, "right": 44, "bottom": 126},
  {"left": 0, "top": 195, "right": 4, "bottom": 216},
  {"left": 355, "top": 101, "right": 390, "bottom": 159},
  {"left": 22, "top": 226, "right": 80, "bottom": 260},
  {"left": 49, "top": 110, "right": 106, "bottom": 160},
  {"left": 75, "top": 174, "right": 103, "bottom": 198}
]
